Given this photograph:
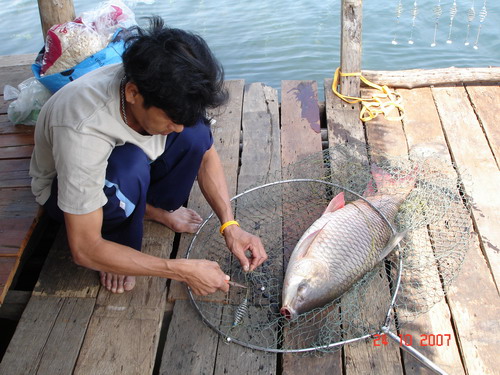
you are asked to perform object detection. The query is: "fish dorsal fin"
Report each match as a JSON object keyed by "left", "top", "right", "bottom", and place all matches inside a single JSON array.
[
  {"left": 323, "top": 192, "right": 345, "bottom": 214},
  {"left": 378, "top": 230, "right": 408, "bottom": 261},
  {"left": 297, "top": 222, "right": 329, "bottom": 259}
]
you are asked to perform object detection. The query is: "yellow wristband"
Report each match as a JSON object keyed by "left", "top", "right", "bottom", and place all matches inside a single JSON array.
[{"left": 220, "top": 220, "right": 240, "bottom": 235}]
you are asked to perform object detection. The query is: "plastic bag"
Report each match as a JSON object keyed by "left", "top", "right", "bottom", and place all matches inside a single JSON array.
[
  {"left": 40, "top": 0, "right": 135, "bottom": 76},
  {"left": 78, "top": 0, "right": 136, "bottom": 39},
  {"left": 4, "top": 77, "right": 52, "bottom": 125},
  {"left": 41, "top": 22, "right": 108, "bottom": 76},
  {"left": 32, "top": 29, "right": 127, "bottom": 93}
]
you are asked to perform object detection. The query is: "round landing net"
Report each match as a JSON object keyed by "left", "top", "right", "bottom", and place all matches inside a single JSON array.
[{"left": 185, "top": 148, "right": 472, "bottom": 353}]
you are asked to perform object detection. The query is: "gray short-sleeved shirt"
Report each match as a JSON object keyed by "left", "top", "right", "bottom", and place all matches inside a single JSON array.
[{"left": 29, "top": 64, "right": 167, "bottom": 215}]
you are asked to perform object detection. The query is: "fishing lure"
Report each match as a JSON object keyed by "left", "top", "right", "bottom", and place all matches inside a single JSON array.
[{"left": 232, "top": 297, "right": 249, "bottom": 327}]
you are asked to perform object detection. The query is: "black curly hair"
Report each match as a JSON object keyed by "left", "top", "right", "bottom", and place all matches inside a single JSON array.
[{"left": 122, "top": 16, "right": 228, "bottom": 127}]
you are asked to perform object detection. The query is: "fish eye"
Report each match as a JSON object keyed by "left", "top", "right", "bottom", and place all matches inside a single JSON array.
[{"left": 297, "top": 281, "right": 308, "bottom": 295}]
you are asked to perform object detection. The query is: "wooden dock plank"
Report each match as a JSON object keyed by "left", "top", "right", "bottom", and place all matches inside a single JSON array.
[
  {"left": 0, "top": 296, "right": 95, "bottom": 375},
  {"left": 0, "top": 64, "right": 34, "bottom": 88},
  {"left": 324, "top": 78, "right": 369, "bottom": 374},
  {"left": 160, "top": 80, "right": 245, "bottom": 374},
  {"left": 280, "top": 80, "right": 343, "bottom": 374},
  {"left": 0, "top": 257, "right": 18, "bottom": 296},
  {"left": 339, "top": 88, "right": 403, "bottom": 375},
  {"left": 465, "top": 84, "right": 500, "bottom": 167},
  {"left": 281, "top": 80, "right": 323, "bottom": 170},
  {"left": 399, "top": 88, "right": 451, "bottom": 161},
  {"left": 397, "top": 87, "right": 466, "bottom": 374},
  {"left": 30, "top": 297, "right": 95, "bottom": 375},
  {"left": 0, "top": 117, "right": 35, "bottom": 135},
  {"left": 74, "top": 221, "right": 173, "bottom": 375},
  {"left": 431, "top": 85, "right": 500, "bottom": 374},
  {"left": 363, "top": 88, "right": 407, "bottom": 160},
  {"left": 0, "top": 133, "right": 34, "bottom": 147},
  {"left": 160, "top": 300, "right": 222, "bottom": 375},
  {"left": 0, "top": 290, "right": 31, "bottom": 321},
  {"left": 324, "top": 78, "right": 365, "bottom": 155},
  {"left": 33, "top": 229, "right": 99, "bottom": 298},
  {"left": 75, "top": 311, "right": 164, "bottom": 375},
  {"left": 0, "top": 64, "right": 38, "bottom": 303},
  {"left": 214, "top": 82, "right": 280, "bottom": 374},
  {"left": 238, "top": 82, "right": 281, "bottom": 189},
  {"left": 0, "top": 186, "right": 39, "bottom": 302},
  {"left": 0, "top": 187, "right": 37, "bottom": 216},
  {"left": 0, "top": 217, "right": 37, "bottom": 250},
  {"left": 0, "top": 158, "right": 31, "bottom": 188},
  {"left": 7, "top": 208, "right": 174, "bottom": 374},
  {"left": 444, "top": 234, "right": 500, "bottom": 375},
  {"left": 1, "top": 99, "right": 8, "bottom": 113},
  {"left": 324, "top": 84, "right": 406, "bottom": 374},
  {"left": 0, "top": 54, "right": 37, "bottom": 68},
  {"left": 280, "top": 79, "right": 324, "bottom": 261},
  {"left": 432, "top": 85, "right": 500, "bottom": 291},
  {"left": 0, "top": 144, "right": 33, "bottom": 159}
]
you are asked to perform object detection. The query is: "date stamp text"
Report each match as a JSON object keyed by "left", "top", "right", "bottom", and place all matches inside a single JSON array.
[{"left": 373, "top": 333, "right": 452, "bottom": 347}]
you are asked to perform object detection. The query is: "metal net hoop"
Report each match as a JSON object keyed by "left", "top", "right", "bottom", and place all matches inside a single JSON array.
[{"left": 186, "top": 179, "right": 401, "bottom": 353}]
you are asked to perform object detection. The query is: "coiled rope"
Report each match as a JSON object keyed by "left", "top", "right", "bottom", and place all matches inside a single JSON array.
[{"left": 332, "top": 67, "right": 405, "bottom": 122}]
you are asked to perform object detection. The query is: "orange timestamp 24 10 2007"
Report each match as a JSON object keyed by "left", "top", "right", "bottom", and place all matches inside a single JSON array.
[{"left": 373, "top": 333, "right": 452, "bottom": 347}]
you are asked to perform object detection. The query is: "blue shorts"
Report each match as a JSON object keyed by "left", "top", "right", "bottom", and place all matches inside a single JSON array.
[{"left": 44, "top": 118, "right": 213, "bottom": 250}]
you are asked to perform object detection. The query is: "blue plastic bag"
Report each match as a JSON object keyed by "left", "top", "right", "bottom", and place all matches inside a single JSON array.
[{"left": 32, "top": 29, "right": 126, "bottom": 93}]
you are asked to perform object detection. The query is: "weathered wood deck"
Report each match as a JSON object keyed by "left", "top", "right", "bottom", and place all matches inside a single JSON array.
[
  {"left": 0, "top": 57, "right": 499, "bottom": 374},
  {"left": 0, "top": 55, "right": 42, "bottom": 305}
]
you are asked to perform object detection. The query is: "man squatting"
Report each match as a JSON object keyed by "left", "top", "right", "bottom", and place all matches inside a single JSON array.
[{"left": 29, "top": 17, "right": 268, "bottom": 294}]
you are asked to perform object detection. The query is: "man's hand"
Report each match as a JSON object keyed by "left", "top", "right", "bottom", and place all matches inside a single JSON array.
[
  {"left": 175, "top": 259, "right": 230, "bottom": 295},
  {"left": 222, "top": 225, "right": 268, "bottom": 272}
]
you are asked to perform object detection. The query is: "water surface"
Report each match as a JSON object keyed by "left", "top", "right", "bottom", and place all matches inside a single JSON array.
[{"left": 1, "top": 0, "right": 498, "bottom": 95}]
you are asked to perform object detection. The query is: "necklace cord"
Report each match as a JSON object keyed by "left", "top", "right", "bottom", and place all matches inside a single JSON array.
[{"left": 120, "top": 77, "right": 128, "bottom": 126}]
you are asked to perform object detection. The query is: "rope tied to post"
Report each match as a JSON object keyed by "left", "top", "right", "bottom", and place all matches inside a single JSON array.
[{"left": 331, "top": 67, "right": 405, "bottom": 122}]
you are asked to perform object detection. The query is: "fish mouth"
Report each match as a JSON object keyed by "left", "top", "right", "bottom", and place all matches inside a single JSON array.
[{"left": 280, "top": 306, "right": 296, "bottom": 320}]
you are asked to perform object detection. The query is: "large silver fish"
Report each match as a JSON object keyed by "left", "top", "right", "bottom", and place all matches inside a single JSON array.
[{"left": 280, "top": 165, "right": 415, "bottom": 320}]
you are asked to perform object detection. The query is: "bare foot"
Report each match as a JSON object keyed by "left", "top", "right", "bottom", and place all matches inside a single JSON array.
[
  {"left": 145, "top": 205, "right": 203, "bottom": 233},
  {"left": 100, "top": 271, "right": 136, "bottom": 293}
]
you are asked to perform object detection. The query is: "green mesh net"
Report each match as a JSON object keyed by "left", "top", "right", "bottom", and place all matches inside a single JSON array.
[{"left": 185, "top": 147, "right": 472, "bottom": 353}]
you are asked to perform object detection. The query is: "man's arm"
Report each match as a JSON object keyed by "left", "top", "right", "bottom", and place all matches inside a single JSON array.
[
  {"left": 197, "top": 145, "right": 268, "bottom": 271},
  {"left": 63, "top": 208, "right": 229, "bottom": 295}
]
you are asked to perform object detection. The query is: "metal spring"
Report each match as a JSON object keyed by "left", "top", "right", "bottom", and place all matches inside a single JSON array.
[
  {"left": 392, "top": 0, "right": 404, "bottom": 45},
  {"left": 395, "top": 1, "right": 403, "bottom": 18},
  {"left": 465, "top": 5, "right": 476, "bottom": 45},
  {"left": 232, "top": 298, "right": 249, "bottom": 327},
  {"left": 447, "top": 1, "right": 458, "bottom": 43},
  {"left": 433, "top": 5, "right": 442, "bottom": 19},
  {"left": 474, "top": 4, "right": 487, "bottom": 49},
  {"left": 408, "top": 1, "right": 418, "bottom": 45},
  {"left": 411, "top": 1, "right": 418, "bottom": 19},
  {"left": 449, "top": 2, "right": 457, "bottom": 20},
  {"left": 479, "top": 5, "right": 487, "bottom": 23},
  {"left": 467, "top": 7, "right": 476, "bottom": 22}
]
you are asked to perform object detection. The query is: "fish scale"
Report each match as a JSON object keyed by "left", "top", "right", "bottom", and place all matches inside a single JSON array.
[
  {"left": 312, "top": 197, "right": 398, "bottom": 295},
  {"left": 281, "top": 171, "right": 413, "bottom": 321}
]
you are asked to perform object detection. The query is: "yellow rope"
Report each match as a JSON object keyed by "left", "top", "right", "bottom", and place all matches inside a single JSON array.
[{"left": 331, "top": 67, "right": 405, "bottom": 122}]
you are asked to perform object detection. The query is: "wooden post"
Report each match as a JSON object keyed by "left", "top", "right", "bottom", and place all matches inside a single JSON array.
[
  {"left": 340, "top": 0, "right": 363, "bottom": 98},
  {"left": 37, "top": 0, "right": 76, "bottom": 40}
]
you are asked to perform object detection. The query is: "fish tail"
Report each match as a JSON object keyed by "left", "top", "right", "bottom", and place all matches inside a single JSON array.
[{"left": 369, "top": 164, "right": 417, "bottom": 197}]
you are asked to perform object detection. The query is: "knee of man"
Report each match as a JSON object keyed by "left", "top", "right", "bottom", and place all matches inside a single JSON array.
[
  {"left": 107, "top": 144, "right": 151, "bottom": 189},
  {"left": 168, "top": 117, "right": 212, "bottom": 158}
]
